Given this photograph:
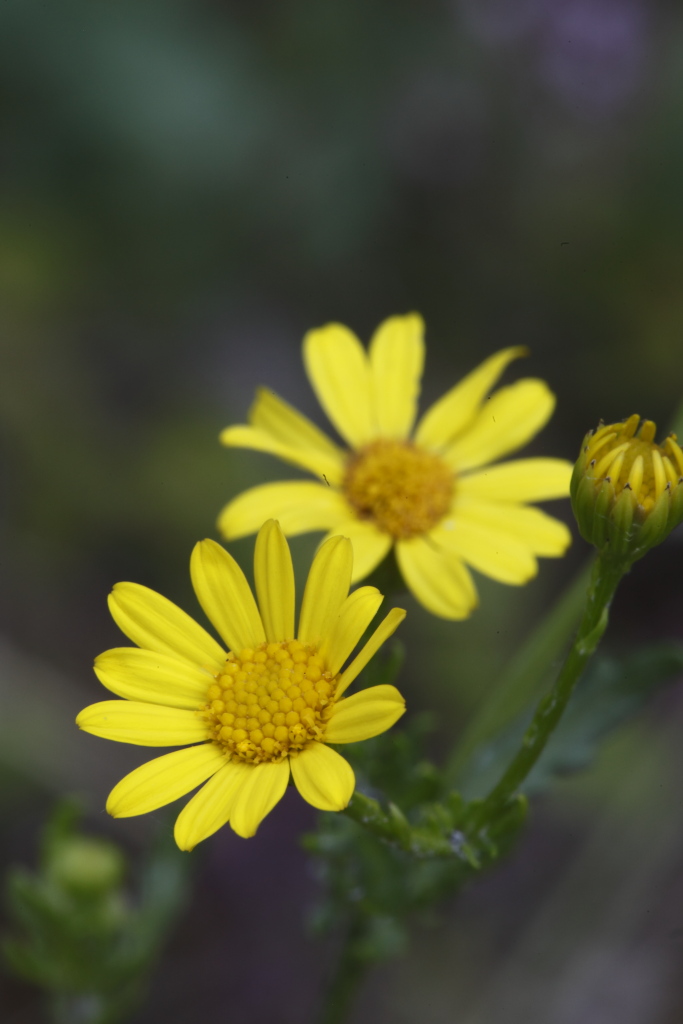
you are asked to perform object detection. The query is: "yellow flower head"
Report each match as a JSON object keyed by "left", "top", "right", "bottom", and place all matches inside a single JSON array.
[
  {"left": 76, "top": 521, "right": 406, "bottom": 849},
  {"left": 218, "top": 314, "right": 572, "bottom": 619},
  {"left": 571, "top": 415, "right": 683, "bottom": 561}
]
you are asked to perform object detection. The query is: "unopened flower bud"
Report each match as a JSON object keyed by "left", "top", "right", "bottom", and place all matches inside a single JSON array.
[
  {"left": 49, "top": 837, "right": 125, "bottom": 895},
  {"left": 571, "top": 414, "right": 683, "bottom": 562}
]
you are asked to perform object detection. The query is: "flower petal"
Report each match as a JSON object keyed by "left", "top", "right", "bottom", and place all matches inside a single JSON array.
[
  {"left": 76, "top": 701, "right": 207, "bottom": 746},
  {"left": 108, "top": 583, "right": 226, "bottom": 673},
  {"left": 325, "top": 685, "right": 406, "bottom": 744},
  {"left": 459, "top": 457, "right": 573, "bottom": 502},
  {"left": 303, "top": 323, "right": 375, "bottom": 446},
  {"left": 220, "top": 386, "right": 345, "bottom": 484},
  {"left": 219, "top": 424, "right": 343, "bottom": 482},
  {"left": 395, "top": 537, "right": 478, "bottom": 620},
  {"left": 298, "top": 535, "right": 352, "bottom": 647},
  {"left": 414, "top": 347, "right": 527, "bottom": 450},
  {"left": 335, "top": 607, "right": 406, "bottom": 697},
  {"left": 190, "top": 539, "right": 265, "bottom": 654},
  {"left": 322, "top": 586, "right": 384, "bottom": 676},
  {"left": 443, "top": 379, "right": 556, "bottom": 472},
  {"left": 107, "top": 743, "right": 226, "bottom": 818},
  {"left": 431, "top": 518, "right": 538, "bottom": 584},
  {"left": 454, "top": 497, "right": 572, "bottom": 556},
  {"left": 253, "top": 520, "right": 295, "bottom": 643},
  {"left": 218, "top": 481, "right": 349, "bottom": 540},
  {"left": 229, "top": 759, "right": 290, "bottom": 838},
  {"left": 249, "top": 389, "right": 346, "bottom": 475},
  {"left": 174, "top": 760, "right": 252, "bottom": 850},
  {"left": 290, "top": 744, "right": 355, "bottom": 811},
  {"left": 94, "top": 648, "right": 213, "bottom": 709},
  {"left": 321, "top": 518, "right": 393, "bottom": 583},
  {"left": 369, "top": 313, "right": 425, "bottom": 440}
]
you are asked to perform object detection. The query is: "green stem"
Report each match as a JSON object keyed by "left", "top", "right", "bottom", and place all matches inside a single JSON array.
[
  {"left": 444, "top": 559, "right": 594, "bottom": 787},
  {"left": 343, "top": 792, "right": 468, "bottom": 860},
  {"left": 474, "top": 553, "right": 627, "bottom": 825},
  {"left": 317, "top": 922, "right": 368, "bottom": 1024}
]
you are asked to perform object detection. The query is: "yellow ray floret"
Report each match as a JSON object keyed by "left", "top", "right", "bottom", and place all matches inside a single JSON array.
[
  {"left": 218, "top": 314, "right": 572, "bottom": 620},
  {"left": 76, "top": 521, "right": 406, "bottom": 849}
]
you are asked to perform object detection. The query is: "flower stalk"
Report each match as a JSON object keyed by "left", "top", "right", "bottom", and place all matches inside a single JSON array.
[{"left": 472, "top": 551, "right": 625, "bottom": 827}]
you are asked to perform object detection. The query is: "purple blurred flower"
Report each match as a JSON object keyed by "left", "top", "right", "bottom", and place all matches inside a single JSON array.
[{"left": 539, "top": 0, "right": 648, "bottom": 117}]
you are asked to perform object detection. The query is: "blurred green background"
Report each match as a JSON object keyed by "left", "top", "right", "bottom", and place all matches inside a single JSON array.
[{"left": 1, "top": 1, "right": 683, "bottom": 1021}]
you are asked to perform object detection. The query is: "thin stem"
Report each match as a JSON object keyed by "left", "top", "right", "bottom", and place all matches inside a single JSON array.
[
  {"left": 475, "top": 553, "right": 627, "bottom": 825},
  {"left": 444, "top": 559, "right": 594, "bottom": 786},
  {"left": 317, "top": 922, "right": 368, "bottom": 1024}
]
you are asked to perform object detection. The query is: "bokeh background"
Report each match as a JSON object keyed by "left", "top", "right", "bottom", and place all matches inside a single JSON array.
[{"left": 1, "top": 1, "right": 683, "bottom": 1021}]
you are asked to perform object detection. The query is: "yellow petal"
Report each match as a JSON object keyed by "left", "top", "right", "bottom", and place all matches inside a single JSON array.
[
  {"left": 94, "top": 648, "right": 213, "bottom": 709},
  {"left": 108, "top": 583, "right": 225, "bottom": 674},
  {"left": 250, "top": 388, "right": 345, "bottom": 469},
  {"left": 107, "top": 743, "right": 226, "bottom": 818},
  {"left": 223, "top": 387, "right": 346, "bottom": 483},
  {"left": 431, "top": 517, "right": 538, "bottom": 584},
  {"left": 443, "top": 379, "right": 556, "bottom": 472},
  {"left": 219, "top": 424, "right": 344, "bottom": 484},
  {"left": 335, "top": 607, "right": 406, "bottom": 698},
  {"left": 218, "top": 481, "right": 349, "bottom": 540},
  {"left": 76, "top": 701, "right": 207, "bottom": 746},
  {"left": 322, "top": 586, "right": 384, "bottom": 675},
  {"left": 297, "top": 535, "right": 352, "bottom": 647},
  {"left": 459, "top": 457, "right": 573, "bottom": 502},
  {"left": 369, "top": 313, "right": 425, "bottom": 440},
  {"left": 414, "top": 347, "right": 527, "bottom": 450},
  {"left": 321, "top": 518, "right": 393, "bottom": 583},
  {"left": 303, "top": 323, "right": 375, "bottom": 446},
  {"left": 455, "top": 497, "right": 572, "bottom": 556},
  {"left": 395, "top": 537, "right": 477, "bottom": 620},
  {"left": 253, "top": 520, "right": 295, "bottom": 643},
  {"left": 174, "top": 760, "right": 251, "bottom": 850},
  {"left": 290, "top": 744, "right": 355, "bottom": 811},
  {"left": 325, "top": 685, "right": 406, "bottom": 744},
  {"left": 229, "top": 759, "right": 290, "bottom": 838},
  {"left": 190, "top": 539, "right": 265, "bottom": 654}
]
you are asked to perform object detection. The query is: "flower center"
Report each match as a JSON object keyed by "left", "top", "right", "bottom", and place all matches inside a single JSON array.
[
  {"left": 342, "top": 439, "right": 454, "bottom": 540},
  {"left": 585, "top": 415, "right": 683, "bottom": 512},
  {"left": 203, "top": 640, "right": 337, "bottom": 764}
]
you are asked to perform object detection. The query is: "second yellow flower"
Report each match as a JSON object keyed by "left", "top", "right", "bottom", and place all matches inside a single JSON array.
[{"left": 219, "top": 314, "right": 572, "bottom": 619}]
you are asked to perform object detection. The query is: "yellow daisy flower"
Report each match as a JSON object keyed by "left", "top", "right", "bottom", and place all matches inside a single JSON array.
[
  {"left": 76, "top": 521, "right": 406, "bottom": 848},
  {"left": 218, "top": 314, "right": 573, "bottom": 619}
]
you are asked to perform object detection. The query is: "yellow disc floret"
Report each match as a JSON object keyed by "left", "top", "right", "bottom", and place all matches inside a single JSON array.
[
  {"left": 203, "top": 640, "right": 336, "bottom": 764},
  {"left": 583, "top": 414, "right": 683, "bottom": 513},
  {"left": 342, "top": 439, "right": 454, "bottom": 540}
]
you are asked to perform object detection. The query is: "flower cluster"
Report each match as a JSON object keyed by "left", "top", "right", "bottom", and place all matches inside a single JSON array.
[{"left": 77, "top": 312, "right": 581, "bottom": 850}]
